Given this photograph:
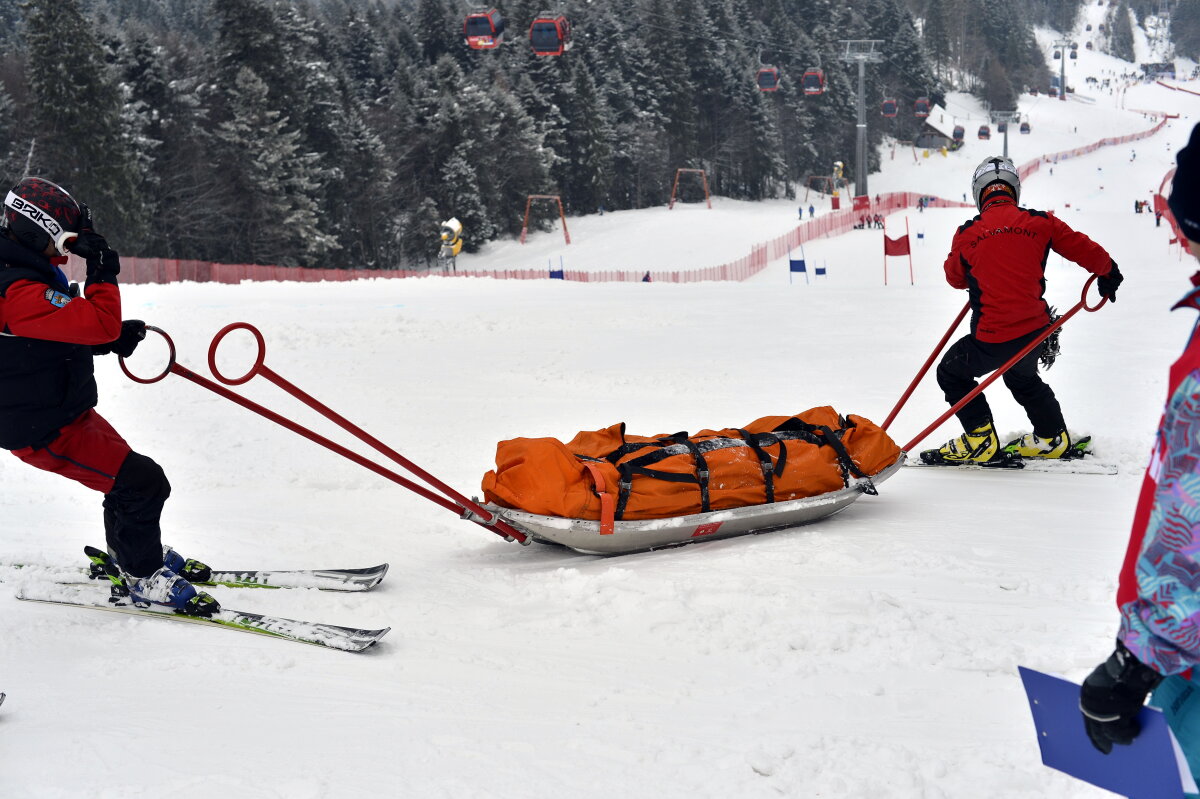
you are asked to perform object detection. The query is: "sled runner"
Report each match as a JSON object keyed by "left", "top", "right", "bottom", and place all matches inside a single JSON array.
[{"left": 493, "top": 457, "right": 902, "bottom": 554}]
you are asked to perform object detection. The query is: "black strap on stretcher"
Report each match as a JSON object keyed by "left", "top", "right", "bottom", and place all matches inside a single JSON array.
[{"left": 590, "top": 418, "right": 877, "bottom": 522}]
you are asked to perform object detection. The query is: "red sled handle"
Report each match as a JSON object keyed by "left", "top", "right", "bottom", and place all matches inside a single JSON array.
[{"left": 120, "top": 323, "right": 527, "bottom": 544}]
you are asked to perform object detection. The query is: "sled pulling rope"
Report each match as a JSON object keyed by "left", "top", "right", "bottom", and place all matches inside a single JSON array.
[
  {"left": 119, "top": 322, "right": 528, "bottom": 545},
  {"left": 889, "top": 275, "right": 1108, "bottom": 454}
]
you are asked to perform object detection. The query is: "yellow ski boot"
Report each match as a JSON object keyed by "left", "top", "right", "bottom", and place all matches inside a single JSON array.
[
  {"left": 920, "top": 421, "right": 1002, "bottom": 465},
  {"left": 1003, "top": 430, "right": 1071, "bottom": 459}
]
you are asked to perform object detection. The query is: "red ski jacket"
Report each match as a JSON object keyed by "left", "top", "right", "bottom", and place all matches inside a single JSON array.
[
  {"left": 0, "top": 240, "right": 121, "bottom": 449},
  {"left": 942, "top": 197, "right": 1115, "bottom": 342}
]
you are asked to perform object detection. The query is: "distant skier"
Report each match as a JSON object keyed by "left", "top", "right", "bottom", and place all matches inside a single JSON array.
[
  {"left": 1079, "top": 123, "right": 1200, "bottom": 774},
  {"left": 0, "top": 178, "right": 216, "bottom": 615},
  {"left": 920, "top": 156, "right": 1121, "bottom": 465},
  {"left": 808, "top": 204, "right": 815, "bottom": 219}
]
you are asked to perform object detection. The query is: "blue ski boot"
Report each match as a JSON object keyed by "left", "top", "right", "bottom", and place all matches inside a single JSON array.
[
  {"left": 84, "top": 546, "right": 219, "bottom": 617},
  {"left": 162, "top": 545, "right": 212, "bottom": 583},
  {"left": 125, "top": 566, "right": 220, "bottom": 617}
]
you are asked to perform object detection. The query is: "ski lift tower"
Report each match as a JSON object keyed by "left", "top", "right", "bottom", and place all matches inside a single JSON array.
[
  {"left": 990, "top": 110, "right": 1020, "bottom": 158},
  {"left": 839, "top": 40, "right": 884, "bottom": 200},
  {"left": 1053, "top": 38, "right": 1072, "bottom": 101}
]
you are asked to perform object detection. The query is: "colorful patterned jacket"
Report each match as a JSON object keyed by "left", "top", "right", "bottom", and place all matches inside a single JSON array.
[{"left": 1119, "top": 273, "right": 1200, "bottom": 674}]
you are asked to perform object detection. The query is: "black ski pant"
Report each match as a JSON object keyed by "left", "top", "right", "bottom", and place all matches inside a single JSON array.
[
  {"left": 935, "top": 328, "right": 1066, "bottom": 438},
  {"left": 103, "top": 451, "right": 171, "bottom": 578}
]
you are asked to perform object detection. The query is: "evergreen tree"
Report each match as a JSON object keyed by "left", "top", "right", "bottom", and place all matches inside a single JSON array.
[
  {"left": 440, "top": 146, "right": 495, "bottom": 250},
  {"left": 1111, "top": 2, "right": 1137, "bottom": 62},
  {"left": 0, "top": 84, "right": 23, "bottom": 183},
  {"left": 558, "top": 62, "right": 614, "bottom": 214},
  {"left": 210, "top": 67, "right": 338, "bottom": 266},
  {"left": 20, "top": 0, "right": 148, "bottom": 249},
  {"left": 1176, "top": 0, "right": 1200, "bottom": 59}
]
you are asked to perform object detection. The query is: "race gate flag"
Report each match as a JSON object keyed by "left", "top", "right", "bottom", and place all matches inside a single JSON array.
[
  {"left": 883, "top": 233, "right": 911, "bottom": 256},
  {"left": 1018, "top": 666, "right": 1194, "bottom": 798},
  {"left": 882, "top": 217, "right": 915, "bottom": 286},
  {"left": 789, "top": 246, "right": 815, "bottom": 284}
]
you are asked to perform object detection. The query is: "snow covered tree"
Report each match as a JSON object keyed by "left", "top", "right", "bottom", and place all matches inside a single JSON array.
[
  {"left": 1110, "top": 2, "right": 1137, "bottom": 62},
  {"left": 20, "top": 0, "right": 148, "bottom": 248},
  {"left": 559, "top": 62, "right": 614, "bottom": 215},
  {"left": 440, "top": 146, "right": 495, "bottom": 251},
  {"left": 1176, "top": 0, "right": 1200, "bottom": 59},
  {"left": 210, "top": 67, "right": 338, "bottom": 266}
]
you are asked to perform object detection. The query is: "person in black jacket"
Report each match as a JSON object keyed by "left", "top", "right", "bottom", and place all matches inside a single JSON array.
[{"left": 0, "top": 177, "right": 217, "bottom": 616}]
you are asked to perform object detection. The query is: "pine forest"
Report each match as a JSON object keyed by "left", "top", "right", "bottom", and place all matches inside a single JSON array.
[{"left": 0, "top": 0, "right": 1164, "bottom": 268}]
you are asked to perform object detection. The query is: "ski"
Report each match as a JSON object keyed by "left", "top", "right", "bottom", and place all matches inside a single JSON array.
[
  {"left": 15, "top": 582, "right": 390, "bottom": 652},
  {"left": 0, "top": 554, "right": 388, "bottom": 592},
  {"left": 905, "top": 438, "right": 1117, "bottom": 474},
  {"left": 0, "top": 692, "right": 5, "bottom": 708}
]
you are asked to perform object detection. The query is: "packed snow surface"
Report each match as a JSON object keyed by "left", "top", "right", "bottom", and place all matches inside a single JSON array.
[{"left": 2, "top": 21, "right": 1199, "bottom": 799}]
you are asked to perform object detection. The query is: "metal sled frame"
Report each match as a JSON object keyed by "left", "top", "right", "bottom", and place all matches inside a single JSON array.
[{"left": 494, "top": 457, "right": 903, "bottom": 555}]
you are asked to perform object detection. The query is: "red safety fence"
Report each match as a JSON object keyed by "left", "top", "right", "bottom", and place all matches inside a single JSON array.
[
  {"left": 63, "top": 118, "right": 1171, "bottom": 287},
  {"left": 1155, "top": 81, "right": 1200, "bottom": 97}
]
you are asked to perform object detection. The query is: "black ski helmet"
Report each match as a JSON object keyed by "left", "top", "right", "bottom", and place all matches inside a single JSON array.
[
  {"left": 971, "top": 156, "right": 1021, "bottom": 210},
  {"left": 2, "top": 177, "right": 82, "bottom": 256}
]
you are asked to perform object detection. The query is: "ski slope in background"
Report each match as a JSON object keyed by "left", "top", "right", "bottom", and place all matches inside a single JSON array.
[{"left": 1, "top": 19, "right": 1199, "bottom": 799}]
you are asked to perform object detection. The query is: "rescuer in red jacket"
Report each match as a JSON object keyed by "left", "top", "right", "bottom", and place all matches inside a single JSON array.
[
  {"left": 0, "top": 177, "right": 217, "bottom": 615},
  {"left": 921, "top": 156, "right": 1123, "bottom": 465}
]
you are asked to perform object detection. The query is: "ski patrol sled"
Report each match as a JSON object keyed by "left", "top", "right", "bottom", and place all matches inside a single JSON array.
[
  {"left": 125, "top": 325, "right": 902, "bottom": 556},
  {"left": 482, "top": 406, "right": 903, "bottom": 554}
]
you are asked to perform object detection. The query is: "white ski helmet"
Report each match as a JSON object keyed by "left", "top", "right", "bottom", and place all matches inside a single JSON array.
[{"left": 971, "top": 156, "right": 1021, "bottom": 210}]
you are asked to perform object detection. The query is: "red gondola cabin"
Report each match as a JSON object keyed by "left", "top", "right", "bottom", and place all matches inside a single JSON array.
[
  {"left": 464, "top": 8, "right": 505, "bottom": 50},
  {"left": 881, "top": 98, "right": 898, "bottom": 117},
  {"left": 529, "top": 14, "right": 571, "bottom": 56},
  {"left": 997, "top": 121, "right": 1008, "bottom": 134},
  {"left": 978, "top": 125, "right": 991, "bottom": 140},
  {"left": 757, "top": 67, "right": 780, "bottom": 92},
  {"left": 801, "top": 68, "right": 825, "bottom": 96},
  {"left": 914, "top": 97, "right": 931, "bottom": 117},
  {"left": 1020, "top": 121, "right": 1031, "bottom": 134},
  {"left": 952, "top": 124, "right": 965, "bottom": 141}
]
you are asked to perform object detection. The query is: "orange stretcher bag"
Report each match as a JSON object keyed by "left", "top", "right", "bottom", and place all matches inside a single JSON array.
[{"left": 482, "top": 406, "right": 901, "bottom": 530}]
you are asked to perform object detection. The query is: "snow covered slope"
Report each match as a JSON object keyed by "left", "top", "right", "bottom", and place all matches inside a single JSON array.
[{"left": 0, "top": 33, "right": 1198, "bottom": 799}]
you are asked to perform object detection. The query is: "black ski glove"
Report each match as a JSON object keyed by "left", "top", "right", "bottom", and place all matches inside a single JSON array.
[
  {"left": 70, "top": 230, "right": 121, "bottom": 286},
  {"left": 93, "top": 320, "right": 147, "bottom": 358},
  {"left": 77, "top": 202, "right": 95, "bottom": 234},
  {"left": 1079, "top": 639, "right": 1163, "bottom": 754},
  {"left": 1097, "top": 261, "right": 1123, "bottom": 303}
]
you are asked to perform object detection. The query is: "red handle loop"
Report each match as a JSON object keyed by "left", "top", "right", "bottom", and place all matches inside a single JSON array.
[
  {"left": 207, "top": 322, "right": 267, "bottom": 386},
  {"left": 1081, "top": 273, "right": 1108, "bottom": 312},
  {"left": 119, "top": 326, "right": 176, "bottom": 384}
]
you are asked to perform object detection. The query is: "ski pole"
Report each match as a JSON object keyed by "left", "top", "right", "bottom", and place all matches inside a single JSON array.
[
  {"left": 120, "top": 325, "right": 527, "bottom": 544},
  {"left": 900, "top": 275, "right": 1106, "bottom": 454},
  {"left": 881, "top": 300, "right": 970, "bottom": 431}
]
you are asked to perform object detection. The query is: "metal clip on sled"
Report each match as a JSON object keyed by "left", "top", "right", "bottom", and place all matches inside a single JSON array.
[
  {"left": 883, "top": 274, "right": 1108, "bottom": 455},
  {"left": 119, "top": 322, "right": 529, "bottom": 545}
]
